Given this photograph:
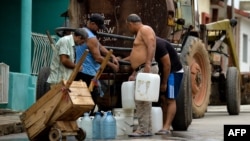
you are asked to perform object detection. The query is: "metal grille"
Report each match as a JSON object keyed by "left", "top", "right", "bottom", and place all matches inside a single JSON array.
[
  {"left": 0, "top": 63, "right": 9, "bottom": 103},
  {"left": 31, "top": 32, "right": 56, "bottom": 75}
]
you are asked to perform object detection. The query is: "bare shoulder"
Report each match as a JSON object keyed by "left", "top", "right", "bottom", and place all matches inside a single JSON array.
[{"left": 139, "top": 25, "right": 155, "bottom": 35}]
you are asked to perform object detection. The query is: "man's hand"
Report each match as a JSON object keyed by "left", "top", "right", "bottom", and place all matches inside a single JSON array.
[
  {"left": 128, "top": 71, "right": 136, "bottom": 81},
  {"left": 112, "top": 55, "right": 119, "bottom": 65},
  {"left": 116, "top": 56, "right": 122, "bottom": 61},
  {"left": 78, "top": 66, "right": 83, "bottom": 72},
  {"left": 128, "top": 75, "right": 136, "bottom": 81},
  {"left": 143, "top": 64, "right": 151, "bottom": 73},
  {"left": 112, "top": 63, "right": 119, "bottom": 72},
  {"left": 160, "top": 83, "right": 167, "bottom": 93}
]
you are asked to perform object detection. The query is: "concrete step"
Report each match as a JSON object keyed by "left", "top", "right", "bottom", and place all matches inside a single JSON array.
[{"left": 0, "top": 109, "right": 24, "bottom": 136}]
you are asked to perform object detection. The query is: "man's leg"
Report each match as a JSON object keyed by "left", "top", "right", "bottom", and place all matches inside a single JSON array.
[
  {"left": 163, "top": 98, "right": 176, "bottom": 131},
  {"left": 160, "top": 95, "right": 168, "bottom": 125},
  {"left": 136, "top": 100, "right": 152, "bottom": 133},
  {"left": 156, "top": 95, "right": 175, "bottom": 135}
]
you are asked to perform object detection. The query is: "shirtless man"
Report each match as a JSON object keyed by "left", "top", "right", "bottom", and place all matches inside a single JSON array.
[{"left": 124, "top": 14, "right": 159, "bottom": 137}]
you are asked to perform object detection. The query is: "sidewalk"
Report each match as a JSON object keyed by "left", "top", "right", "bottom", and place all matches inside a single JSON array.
[
  {"left": 0, "top": 105, "right": 249, "bottom": 137},
  {"left": 0, "top": 109, "right": 23, "bottom": 136}
]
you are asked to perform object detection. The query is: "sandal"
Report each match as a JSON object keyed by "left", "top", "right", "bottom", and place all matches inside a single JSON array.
[
  {"left": 128, "top": 130, "right": 153, "bottom": 137},
  {"left": 155, "top": 129, "right": 172, "bottom": 135}
]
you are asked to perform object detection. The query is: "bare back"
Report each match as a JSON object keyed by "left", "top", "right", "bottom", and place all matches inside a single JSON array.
[{"left": 130, "top": 25, "right": 156, "bottom": 69}]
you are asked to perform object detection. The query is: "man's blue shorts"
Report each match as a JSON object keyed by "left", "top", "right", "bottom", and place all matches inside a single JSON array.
[{"left": 160, "top": 72, "right": 183, "bottom": 99}]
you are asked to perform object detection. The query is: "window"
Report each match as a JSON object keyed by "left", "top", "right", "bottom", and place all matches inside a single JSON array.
[{"left": 243, "top": 34, "right": 248, "bottom": 63}]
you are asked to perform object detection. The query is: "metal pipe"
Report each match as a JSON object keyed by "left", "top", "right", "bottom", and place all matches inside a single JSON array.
[
  {"left": 231, "top": 0, "right": 234, "bottom": 19},
  {"left": 105, "top": 46, "right": 132, "bottom": 51},
  {"left": 97, "top": 32, "right": 134, "bottom": 41}
]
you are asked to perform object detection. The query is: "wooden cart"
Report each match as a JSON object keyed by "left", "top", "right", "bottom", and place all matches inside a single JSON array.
[{"left": 20, "top": 49, "right": 113, "bottom": 141}]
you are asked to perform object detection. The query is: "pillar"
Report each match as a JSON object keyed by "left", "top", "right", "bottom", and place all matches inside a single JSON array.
[{"left": 20, "top": 0, "right": 32, "bottom": 74}]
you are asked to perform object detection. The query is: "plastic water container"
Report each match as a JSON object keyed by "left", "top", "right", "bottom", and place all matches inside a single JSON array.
[
  {"left": 135, "top": 73, "right": 160, "bottom": 102},
  {"left": 100, "top": 111, "right": 107, "bottom": 139},
  {"left": 121, "top": 81, "right": 136, "bottom": 109},
  {"left": 81, "top": 112, "right": 92, "bottom": 139},
  {"left": 92, "top": 112, "right": 101, "bottom": 139},
  {"left": 102, "top": 111, "right": 117, "bottom": 139},
  {"left": 76, "top": 117, "right": 82, "bottom": 127},
  {"left": 151, "top": 107, "right": 163, "bottom": 133},
  {"left": 113, "top": 108, "right": 134, "bottom": 136}
]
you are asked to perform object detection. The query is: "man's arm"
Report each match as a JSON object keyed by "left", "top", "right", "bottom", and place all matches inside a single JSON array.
[
  {"left": 100, "top": 45, "right": 119, "bottom": 65},
  {"left": 87, "top": 38, "right": 119, "bottom": 72},
  {"left": 160, "top": 54, "right": 171, "bottom": 92},
  {"left": 60, "top": 54, "right": 76, "bottom": 69},
  {"left": 121, "top": 56, "right": 130, "bottom": 61},
  {"left": 57, "top": 38, "right": 76, "bottom": 69},
  {"left": 141, "top": 26, "right": 156, "bottom": 65}
]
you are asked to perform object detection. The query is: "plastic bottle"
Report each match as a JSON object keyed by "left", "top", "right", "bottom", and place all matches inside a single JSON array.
[
  {"left": 102, "top": 111, "right": 117, "bottom": 139},
  {"left": 76, "top": 117, "right": 82, "bottom": 128},
  {"left": 100, "top": 111, "right": 107, "bottom": 139},
  {"left": 168, "top": 73, "right": 175, "bottom": 99},
  {"left": 81, "top": 112, "right": 92, "bottom": 139},
  {"left": 92, "top": 112, "right": 101, "bottom": 139}
]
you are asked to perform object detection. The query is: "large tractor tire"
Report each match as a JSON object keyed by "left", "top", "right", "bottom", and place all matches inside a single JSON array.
[
  {"left": 226, "top": 67, "right": 241, "bottom": 115},
  {"left": 172, "top": 66, "right": 192, "bottom": 131},
  {"left": 180, "top": 36, "right": 211, "bottom": 118},
  {"left": 36, "top": 67, "right": 50, "bottom": 100}
]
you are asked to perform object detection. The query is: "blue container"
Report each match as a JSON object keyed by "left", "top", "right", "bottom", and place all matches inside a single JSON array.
[
  {"left": 102, "top": 111, "right": 117, "bottom": 139},
  {"left": 167, "top": 72, "right": 183, "bottom": 99},
  {"left": 100, "top": 112, "right": 107, "bottom": 139},
  {"left": 92, "top": 112, "right": 101, "bottom": 139}
]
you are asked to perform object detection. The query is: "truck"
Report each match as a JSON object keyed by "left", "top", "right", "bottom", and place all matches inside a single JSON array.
[{"left": 36, "top": 0, "right": 242, "bottom": 131}]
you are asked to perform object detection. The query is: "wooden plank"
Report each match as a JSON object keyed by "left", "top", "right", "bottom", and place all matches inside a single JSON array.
[
  {"left": 26, "top": 116, "right": 47, "bottom": 140},
  {"left": 69, "top": 95, "right": 94, "bottom": 105},
  {"left": 64, "top": 80, "right": 87, "bottom": 88},
  {"left": 89, "top": 49, "right": 113, "bottom": 92},
  {"left": 68, "top": 88, "right": 91, "bottom": 96},
  {"left": 21, "top": 89, "right": 63, "bottom": 128},
  {"left": 57, "top": 105, "right": 93, "bottom": 121},
  {"left": 48, "top": 97, "right": 73, "bottom": 124},
  {"left": 20, "top": 83, "right": 64, "bottom": 120},
  {"left": 54, "top": 121, "right": 78, "bottom": 132}
]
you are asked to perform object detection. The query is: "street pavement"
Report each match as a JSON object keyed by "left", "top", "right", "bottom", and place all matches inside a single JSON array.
[{"left": 0, "top": 105, "right": 249, "bottom": 141}]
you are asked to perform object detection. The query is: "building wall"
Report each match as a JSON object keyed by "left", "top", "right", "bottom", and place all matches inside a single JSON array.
[
  {"left": 0, "top": 0, "right": 69, "bottom": 111},
  {"left": 0, "top": 0, "right": 68, "bottom": 72},
  {"left": 0, "top": 0, "right": 21, "bottom": 72},
  {"left": 238, "top": 16, "right": 250, "bottom": 72},
  {"left": 32, "top": 0, "right": 69, "bottom": 34},
  {"left": 197, "top": 0, "right": 210, "bottom": 22}
]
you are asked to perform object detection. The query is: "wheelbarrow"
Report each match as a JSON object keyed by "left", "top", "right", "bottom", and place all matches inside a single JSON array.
[{"left": 20, "top": 49, "right": 98, "bottom": 141}]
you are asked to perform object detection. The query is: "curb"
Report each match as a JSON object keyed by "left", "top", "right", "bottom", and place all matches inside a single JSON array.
[
  {"left": 0, "top": 122, "right": 24, "bottom": 136},
  {"left": 0, "top": 109, "right": 24, "bottom": 136}
]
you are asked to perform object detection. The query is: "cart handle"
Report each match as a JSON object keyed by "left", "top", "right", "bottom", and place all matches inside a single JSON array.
[{"left": 66, "top": 49, "right": 89, "bottom": 88}]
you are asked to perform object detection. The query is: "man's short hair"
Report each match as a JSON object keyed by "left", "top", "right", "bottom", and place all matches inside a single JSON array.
[
  {"left": 127, "top": 14, "right": 142, "bottom": 23},
  {"left": 74, "top": 28, "right": 88, "bottom": 39}
]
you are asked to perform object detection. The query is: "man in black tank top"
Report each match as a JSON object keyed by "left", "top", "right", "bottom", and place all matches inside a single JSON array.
[{"left": 154, "top": 36, "right": 182, "bottom": 135}]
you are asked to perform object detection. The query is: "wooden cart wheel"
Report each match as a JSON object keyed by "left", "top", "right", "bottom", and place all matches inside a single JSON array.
[
  {"left": 75, "top": 128, "right": 86, "bottom": 141},
  {"left": 49, "top": 128, "right": 62, "bottom": 141}
]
